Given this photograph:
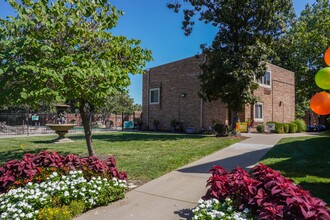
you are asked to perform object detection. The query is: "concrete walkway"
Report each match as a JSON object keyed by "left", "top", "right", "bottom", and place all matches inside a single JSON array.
[{"left": 75, "top": 133, "right": 315, "bottom": 220}]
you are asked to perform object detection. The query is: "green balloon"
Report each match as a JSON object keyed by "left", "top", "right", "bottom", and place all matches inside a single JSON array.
[{"left": 315, "top": 67, "right": 330, "bottom": 90}]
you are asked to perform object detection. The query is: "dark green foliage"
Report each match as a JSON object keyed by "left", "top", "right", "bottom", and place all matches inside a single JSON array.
[
  {"left": 288, "top": 123, "right": 298, "bottom": 133},
  {"left": 168, "top": 0, "right": 294, "bottom": 113},
  {"left": 212, "top": 123, "right": 236, "bottom": 136},
  {"left": 283, "top": 123, "right": 290, "bottom": 133},
  {"left": 293, "top": 119, "right": 307, "bottom": 132},
  {"left": 271, "top": 0, "right": 330, "bottom": 118},
  {"left": 212, "top": 123, "right": 229, "bottom": 136},
  {"left": 275, "top": 123, "right": 285, "bottom": 134},
  {"left": 257, "top": 124, "right": 265, "bottom": 133}
]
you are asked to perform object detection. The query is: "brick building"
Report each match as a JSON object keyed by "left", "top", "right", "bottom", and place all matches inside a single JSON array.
[{"left": 142, "top": 56, "right": 295, "bottom": 132}]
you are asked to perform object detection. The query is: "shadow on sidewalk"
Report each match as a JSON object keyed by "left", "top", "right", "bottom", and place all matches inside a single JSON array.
[
  {"left": 177, "top": 148, "right": 271, "bottom": 174},
  {"left": 174, "top": 209, "right": 193, "bottom": 219}
]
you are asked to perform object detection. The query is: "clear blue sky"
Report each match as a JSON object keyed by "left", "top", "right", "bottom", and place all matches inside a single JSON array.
[{"left": 0, "top": 0, "right": 316, "bottom": 104}]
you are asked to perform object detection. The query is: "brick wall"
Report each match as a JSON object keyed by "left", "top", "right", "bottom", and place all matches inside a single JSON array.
[
  {"left": 142, "top": 57, "right": 295, "bottom": 131},
  {"left": 252, "top": 63, "right": 295, "bottom": 124},
  {"left": 142, "top": 56, "right": 227, "bottom": 131}
]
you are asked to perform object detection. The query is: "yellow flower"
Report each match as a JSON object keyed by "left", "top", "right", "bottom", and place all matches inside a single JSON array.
[{"left": 20, "top": 144, "right": 25, "bottom": 150}]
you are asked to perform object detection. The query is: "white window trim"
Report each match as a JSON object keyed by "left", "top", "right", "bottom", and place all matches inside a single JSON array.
[
  {"left": 149, "top": 88, "right": 160, "bottom": 105},
  {"left": 254, "top": 102, "right": 264, "bottom": 122},
  {"left": 256, "top": 70, "right": 272, "bottom": 88}
]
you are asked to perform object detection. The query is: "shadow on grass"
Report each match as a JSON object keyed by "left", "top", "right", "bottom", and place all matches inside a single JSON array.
[
  {"left": 43, "top": 132, "right": 209, "bottom": 143},
  {"left": 261, "top": 136, "right": 330, "bottom": 178},
  {"left": 261, "top": 135, "right": 330, "bottom": 204},
  {"left": 298, "top": 181, "right": 330, "bottom": 205}
]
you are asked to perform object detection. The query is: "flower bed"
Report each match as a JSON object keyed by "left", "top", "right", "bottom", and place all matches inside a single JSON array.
[
  {"left": 193, "top": 164, "right": 330, "bottom": 219},
  {"left": 0, "top": 151, "right": 127, "bottom": 219}
]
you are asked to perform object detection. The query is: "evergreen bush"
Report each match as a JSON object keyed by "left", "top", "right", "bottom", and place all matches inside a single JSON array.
[
  {"left": 293, "top": 119, "right": 307, "bottom": 132},
  {"left": 256, "top": 124, "right": 265, "bottom": 133},
  {"left": 289, "top": 123, "right": 298, "bottom": 133},
  {"left": 283, "top": 123, "right": 289, "bottom": 133},
  {"left": 275, "top": 123, "right": 285, "bottom": 134}
]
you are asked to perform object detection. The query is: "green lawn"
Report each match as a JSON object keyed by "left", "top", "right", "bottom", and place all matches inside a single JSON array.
[
  {"left": 0, "top": 132, "right": 241, "bottom": 182},
  {"left": 259, "top": 134, "right": 330, "bottom": 205}
]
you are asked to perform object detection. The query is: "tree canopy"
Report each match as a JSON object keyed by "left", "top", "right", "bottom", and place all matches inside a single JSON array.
[
  {"left": 168, "top": 0, "right": 294, "bottom": 114},
  {"left": 0, "top": 0, "right": 152, "bottom": 155},
  {"left": 272, "top": 0, "right": 330, "bottom": 118}
]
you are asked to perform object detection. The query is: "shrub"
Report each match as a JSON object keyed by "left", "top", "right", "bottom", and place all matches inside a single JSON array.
[
  {"left": 293, "top": 119, "right": 307, "bottom": 132},
  {"left": 283, "top": 123, "right": 289, "bottom": 133},
  {"left": 212, "top": 123, "right": 228, "bottom": 136},
  {"left": 212, "top": 123, "right": 237, "bottom": 136},
  {"left": 274, "top": 122, "right": 285, "bottom": 134},
  {"left": 256, "top": 124, "right": 264, "bottom": 133},
  {"left": 289, "top": 123, "right": 298, "bottom": 133},
  {"left": 201, "top": 164, "right": 330, "bottom": 219},
  {"left": 0, "top": 151, "right": 127, "bottom": 194}
]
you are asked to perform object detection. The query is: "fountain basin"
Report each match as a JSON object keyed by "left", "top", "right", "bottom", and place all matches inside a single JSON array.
[{"left": 46, "top": 124, "right": 76, "bottom": 143}]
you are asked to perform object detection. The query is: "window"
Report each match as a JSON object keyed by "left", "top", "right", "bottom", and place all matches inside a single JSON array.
[
  {"left": 256, "top": 71, "right": 271, "bottom": 86},
  {"left": 254, "top": 103, "right": 263, "bottom": 121},
  {"left": 149, "top": 88, "right": 160, "bottom": 104}
]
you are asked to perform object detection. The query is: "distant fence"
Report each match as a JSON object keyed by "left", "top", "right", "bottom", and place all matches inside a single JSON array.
[{"left": 0, "top": 112, "right": 137, "bottom": 136}]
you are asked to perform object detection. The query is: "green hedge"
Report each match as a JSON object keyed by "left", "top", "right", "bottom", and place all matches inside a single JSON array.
[
  {"left": 275, "top": 123, "right": 285, "bottom": 134},
  {"left": 289, "top": 123, "right": 298, "bottom": 133},
  {"left": 257, "top": 124, "right": 265, "bottom": 133},
  {"left": 292, "top": 119, "right": 307, "bottom": 132},
  {"left": 283, "top": 123, "right": 289, "bottom": 133}
]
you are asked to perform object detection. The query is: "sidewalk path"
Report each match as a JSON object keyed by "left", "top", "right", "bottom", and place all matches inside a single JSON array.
[{"left": 75, "top": 133, "right": 315, "bottom": 220}]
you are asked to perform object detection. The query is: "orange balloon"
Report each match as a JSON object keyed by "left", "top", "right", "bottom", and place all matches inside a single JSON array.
[
  {"left": 324, "top": 47, "right": 330, "bottom": 66},
  {"left": 310, "top": 92, "right": 330, "bottom": 115}
]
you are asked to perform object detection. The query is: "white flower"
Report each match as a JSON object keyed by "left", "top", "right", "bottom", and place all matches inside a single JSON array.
[
  {"left": 26, "top": 213, "right": 34, "bottom": 219},
  {"left": 64, "top": 191, "right": 69, "bottom": 197}
]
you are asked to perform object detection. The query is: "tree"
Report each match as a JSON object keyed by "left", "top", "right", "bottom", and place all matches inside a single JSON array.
[
  {"left": 97, "top": 91, "right": 134, "bottom": 123},
  {"left": 271, "top": 0, "right": 330, "bottom": 118},
  {"left": 0, "top": 0, "right": 152, "bottom": 156},
  {"left": 168, "top": 0, "right": 294, "bottom": 124},
  {"left": 133, "top": 103, "right": 142, "bottom": 111}
]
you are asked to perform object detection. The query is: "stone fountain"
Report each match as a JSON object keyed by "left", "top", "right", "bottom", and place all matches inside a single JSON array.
[{"left": 46, "top": 104, "right": 76, "bottom": 143}]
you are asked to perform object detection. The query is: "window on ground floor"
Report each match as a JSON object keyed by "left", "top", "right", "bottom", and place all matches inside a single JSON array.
[
  {"left": 254, "top": 103, "right": 264, "bottom": 122},
  {"left": 149, "top": 88, "right": 160, "bottom": 104}
]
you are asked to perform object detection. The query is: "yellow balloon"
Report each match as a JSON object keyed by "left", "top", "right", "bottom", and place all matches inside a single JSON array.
[{"left": 315, "top": 67, "right": 330, "bottom": 90}]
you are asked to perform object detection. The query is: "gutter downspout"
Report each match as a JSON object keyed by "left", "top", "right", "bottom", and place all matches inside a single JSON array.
[
  {"left": 200, "top": 54, "right": 207, "bottom": 131},
  {"left": 146, "top": 69, "right": 150, "bottom": 130}
]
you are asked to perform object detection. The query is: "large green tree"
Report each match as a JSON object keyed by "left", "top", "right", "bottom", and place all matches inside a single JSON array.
[
  {"left": 271, "top": 0, "right": 330, "bottom": 118},
  {"left": 0, "top": 0, "right": 152, "bottom": 156},
  {"left": 168, "top": 0, "right": 294, "bottom": 123}
]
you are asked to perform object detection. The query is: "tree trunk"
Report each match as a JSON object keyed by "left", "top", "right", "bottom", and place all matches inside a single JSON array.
[
  {"left": 228, "top": 110, "right": 238, "bottom": 130},
  {"left": 79, "top": 100, "right": 95, "bottom": 156}
]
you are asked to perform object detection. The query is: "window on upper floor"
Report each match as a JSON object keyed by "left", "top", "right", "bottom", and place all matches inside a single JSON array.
[
  {"left": 254, "top": 102, "right": 264, "bottom": 122},
  {"left": 149, "top": 88, "right": 160, "bottom": 104},
  {"left": 256, "top": 71, "right": 271, "bottom": 87}
]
